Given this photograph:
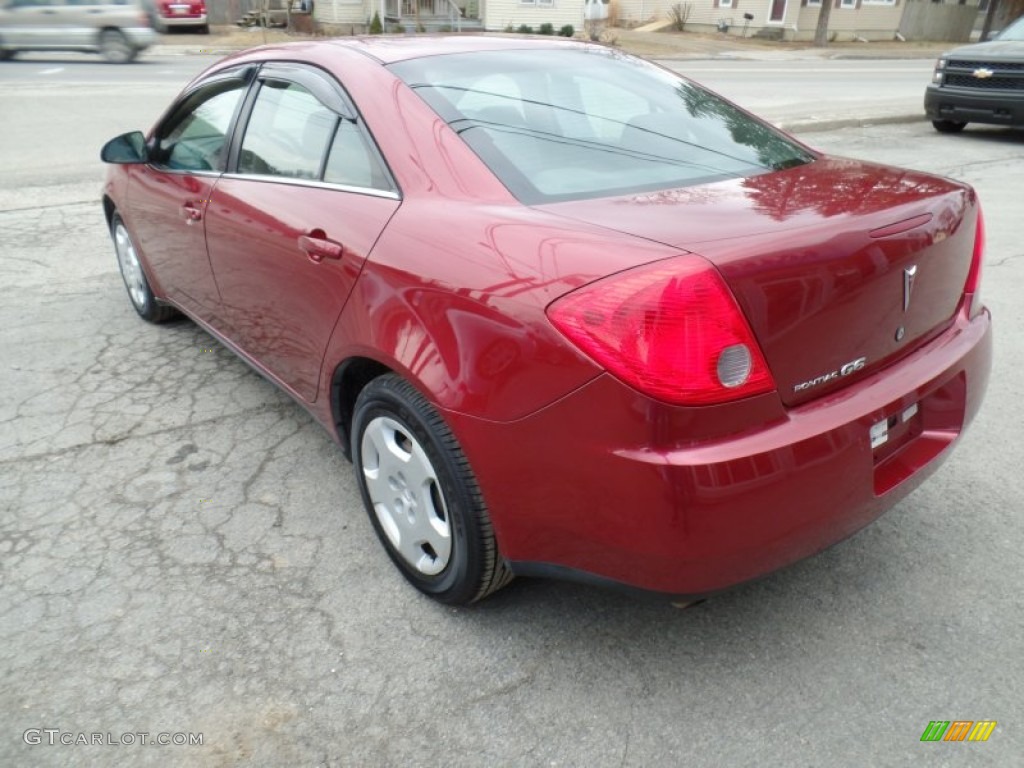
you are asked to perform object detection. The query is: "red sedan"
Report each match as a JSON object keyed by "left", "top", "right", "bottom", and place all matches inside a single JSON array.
[
  {"left": 156, "top": 0, "right": 208, "bottom": 33},
  {"left": 100, "top": 36, "right": 991, "bottom": 604}
]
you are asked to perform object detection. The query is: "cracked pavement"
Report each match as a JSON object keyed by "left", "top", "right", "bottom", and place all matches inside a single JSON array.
[{"left": 1, "top": 63, "right": 1022, "bottom": 767}]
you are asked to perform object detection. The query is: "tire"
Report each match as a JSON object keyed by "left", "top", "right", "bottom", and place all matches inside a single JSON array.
[
  {"left": 198, "top": 24, "right": 210, "bottom": 34},
  {"left": 932, "top": 119, "right": 966, "bottom": 134},
  {"left": 0, "top": 48, "right": 15, "bottom": 62},
  {"left": 110, "top": 214, "right": 178, "bottom": 324},
  {"left": 99, "top": 29, "right": 137, "bottom": 63},
  {"left": 351, "top": 374, "right": 512, "bottom": 604}
]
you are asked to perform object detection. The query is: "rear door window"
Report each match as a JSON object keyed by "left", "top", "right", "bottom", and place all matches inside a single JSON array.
[{"left": 238, "top": 81, "right": 337, "bottom": 180}]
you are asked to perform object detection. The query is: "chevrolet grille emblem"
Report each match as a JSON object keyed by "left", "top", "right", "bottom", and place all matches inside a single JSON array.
[{"left": 973, "top": 68, "right": 994, "bottom": 79}]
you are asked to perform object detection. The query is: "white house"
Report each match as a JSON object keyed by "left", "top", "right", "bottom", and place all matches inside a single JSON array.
[{"left": 311, "top": 0, "right": 978, "bottom": 41}]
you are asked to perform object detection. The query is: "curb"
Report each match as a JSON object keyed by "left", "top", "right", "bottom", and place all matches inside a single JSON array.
[{"left": 781, "top": 113, "right": 925, "bottom": 134}]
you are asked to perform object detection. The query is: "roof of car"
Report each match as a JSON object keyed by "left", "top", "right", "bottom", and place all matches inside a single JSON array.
[{"left": 320, "top": 34, "right": 591, "bottom": 64}]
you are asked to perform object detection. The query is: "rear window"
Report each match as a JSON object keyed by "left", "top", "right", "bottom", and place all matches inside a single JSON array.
[{"left": 390, "top": 49, "right": 814, "bottom": 204}]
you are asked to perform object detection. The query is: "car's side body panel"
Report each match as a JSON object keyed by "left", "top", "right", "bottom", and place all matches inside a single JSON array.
[
  {"left": 125, "top": 166, "right": 223, "bottom": 320},
  {"left": 204, "top": 178, "right": 399, "bottom": 403},
  {"left": 0, "top": 0, "right": 157, "bottom": 53}
]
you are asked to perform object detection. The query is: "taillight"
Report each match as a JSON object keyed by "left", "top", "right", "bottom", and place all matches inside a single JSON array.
[
  {"left": 965, "top": 206, "right": 984, "bottom": 318},
  {"left": 547, "top": 256, "right": 776, "bottom": 406}
]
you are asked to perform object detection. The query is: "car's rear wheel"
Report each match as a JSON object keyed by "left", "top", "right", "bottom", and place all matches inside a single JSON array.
[
  {"left": 99, "top": 29, "right": 137, "bottom": 63},
  {"left": 351, "top": 374, "right": 512, "bottom": 604},
  {"left": 932, "top": 119, "right": 967, "bottom": 134},
  {"left": 111, "top": 214, "right": 178, "bottom": 324}
]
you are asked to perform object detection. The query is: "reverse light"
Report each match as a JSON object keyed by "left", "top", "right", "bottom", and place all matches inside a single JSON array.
[
  {"left": 547, "top": 256, "right": 776, "bottom": 406},
  {"left": 965, "top": 206, "right": 985, "bottom": 318}
]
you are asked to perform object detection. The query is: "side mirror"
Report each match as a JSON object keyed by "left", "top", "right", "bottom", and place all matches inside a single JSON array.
[{"left": 100, "top": 131, "right": 149, "bottom": 164}]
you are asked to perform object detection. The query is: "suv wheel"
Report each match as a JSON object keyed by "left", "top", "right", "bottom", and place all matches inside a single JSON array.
[
  {"left": 99, "top": 29, "right": 137, "bottom": 63},
  {"left": 932, "top": 120, "right": 967, "bottom": 134}
]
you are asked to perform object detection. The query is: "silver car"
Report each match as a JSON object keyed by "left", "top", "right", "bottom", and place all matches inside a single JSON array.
[{"left": 0, "top": 0, "right": 159, "bottom": 63}]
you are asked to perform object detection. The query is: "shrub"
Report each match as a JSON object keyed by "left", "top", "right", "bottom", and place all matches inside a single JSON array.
[
  {"left": 539, "top": 22, "right": 554, "bottom": 35},
  {"left": 558, "top": 24, "right": 574, "bottom": 37},
  {"left": 669, "top": 2, "right": 692, "bottom": 32},
  {"left": 504, "top": 23, "right": 515, "bottom": 32},
  {"left": 369, "top": 11, "right": 383, "bottom": 34},
  {"left": 516, "top": 24, "right": 534, "bottom": 34}
]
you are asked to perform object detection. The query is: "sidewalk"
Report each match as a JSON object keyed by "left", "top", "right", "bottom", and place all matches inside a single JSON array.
[
  {"left": 150, "top": 26, "right": 953, "bottom": 62},
  {"left": 612, "top": 28, "right": 950, "bottom": 62}
]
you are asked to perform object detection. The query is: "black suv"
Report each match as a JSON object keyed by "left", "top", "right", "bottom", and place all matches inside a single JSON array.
[{"left": 925, "top": 15, "right": 1024, "bottom": 133}]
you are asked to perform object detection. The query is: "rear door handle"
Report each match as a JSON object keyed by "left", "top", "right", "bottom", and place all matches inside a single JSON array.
[
  {"left": 181, "top": 202, "right": 203, "bottom": 223},
  {"left": 298, "top": 232, "right": 345, "bottom": 263}
]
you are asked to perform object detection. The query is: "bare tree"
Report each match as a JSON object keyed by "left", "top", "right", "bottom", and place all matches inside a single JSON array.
[
  {"left": 669, "top": 2, "right": 693, "bottom": 32},
  {"left": 813, "top": 0, "right": 834, "bottom": 47}
]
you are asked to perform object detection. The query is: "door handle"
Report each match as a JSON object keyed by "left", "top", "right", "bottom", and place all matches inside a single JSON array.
[
  {"left": 298, "top": 233, "right": 345, "bottom": 263},
  {"left": 181, "top": 202, "right": 203, "bottom": 224}
]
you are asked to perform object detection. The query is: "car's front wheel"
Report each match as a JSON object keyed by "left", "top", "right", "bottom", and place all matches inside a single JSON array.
[
  {"left": 111, "top": 213, "right": 178, "bottom": 323},
  {"left": 99, "top": 29, "right": 137, "bottom": 63},
  {"left": 932, "top": 119, "right": 967, "bottom": 134},
  {"left": 351, "top": 374, "right": 512, "bottom": 604}
]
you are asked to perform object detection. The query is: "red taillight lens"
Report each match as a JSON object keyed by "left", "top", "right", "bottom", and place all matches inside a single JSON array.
[
  {"left": 965, "top": 206, "right": 984, "bottom": 318},
  {"left": 547, "top": 256, "right": 776, "bottom": 406}
]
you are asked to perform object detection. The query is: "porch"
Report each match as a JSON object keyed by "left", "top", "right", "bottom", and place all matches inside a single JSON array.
[{"left": 380, "top": 0, "right": 483, "bottom": 30}]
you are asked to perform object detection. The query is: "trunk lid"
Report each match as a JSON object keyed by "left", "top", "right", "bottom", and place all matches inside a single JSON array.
[{"left": 539, "top": 156, "right": 978, "bottom": 407}]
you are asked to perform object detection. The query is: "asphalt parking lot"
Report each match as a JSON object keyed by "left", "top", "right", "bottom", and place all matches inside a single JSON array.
[{"left": 1, "top": 53, "right": 1023, "bottom": 767}]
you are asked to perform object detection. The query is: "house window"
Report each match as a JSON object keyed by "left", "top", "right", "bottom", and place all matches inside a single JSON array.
[
  {"left": 840, "top": 0, "right": 856, "bottom": 7},
  {"left": 806, "top": 0, "right": 821, "bottom": 6},
  {"left": 718, "top": 0, "right": 733, "bottom": 7},
  {"left": 861, "top": 0, "right": 894, "bottom": 4},
  {"left": 538, "top": 0, "right": 553, "bottom": 5}
]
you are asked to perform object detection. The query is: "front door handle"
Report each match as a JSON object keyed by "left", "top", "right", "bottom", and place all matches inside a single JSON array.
[{"left": 298, "top": 232, "right": 345, "bottom": 263}]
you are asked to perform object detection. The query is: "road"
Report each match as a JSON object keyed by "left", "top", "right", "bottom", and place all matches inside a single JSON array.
[
  {"left": 667, "top": 59, "right": 935, "bottom": 128},
  {"left": 0, "top": 55, "right": 934, "bottom": 198},
  {"left": 1, "top": 54, "right": 1022, "bottom": 767}
]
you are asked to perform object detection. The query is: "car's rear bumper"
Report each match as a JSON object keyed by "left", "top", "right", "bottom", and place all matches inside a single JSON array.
[
  {"left": 450, "top": 304, "right": 992, "bottom": 596},
  {"left": 925, "top": 84, "right": 1024, "bottom": 127},
  {"left": 160, "top": 13, "right": 207, "bottom": 27}
]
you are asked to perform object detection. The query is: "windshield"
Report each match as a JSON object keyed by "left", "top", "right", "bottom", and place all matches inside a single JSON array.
[
  {"left": 997, "top": 15, "right": 1024, "bottom": 41},
  {"left": 389, "top": 49, "right": 814, "bottom": 204}
]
